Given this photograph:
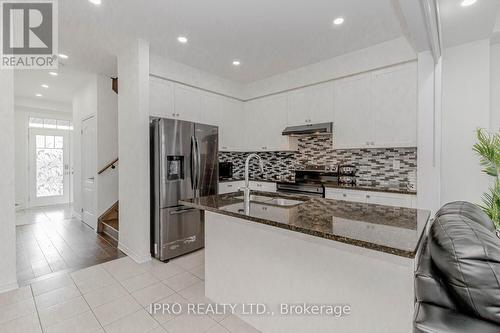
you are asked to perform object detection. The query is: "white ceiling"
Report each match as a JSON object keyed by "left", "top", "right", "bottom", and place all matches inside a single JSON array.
[
  {"left": 58, "top": 0, "right": 403, "bottom": 83},
  {"left": 14, "top": 65, "right": 94, "bottom": 104},
  {"left": 439, "top": 0, "right": 500, "bottom": 48}
]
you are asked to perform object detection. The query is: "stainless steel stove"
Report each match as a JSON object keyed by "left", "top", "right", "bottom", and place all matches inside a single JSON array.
[{"left": 276, "top": 165, "right": 339, "bottom": 197}]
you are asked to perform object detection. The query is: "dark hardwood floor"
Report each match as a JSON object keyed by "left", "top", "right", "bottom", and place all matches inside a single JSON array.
[{"left": 16, "top": 205, "right": 125, "bottom": 284}]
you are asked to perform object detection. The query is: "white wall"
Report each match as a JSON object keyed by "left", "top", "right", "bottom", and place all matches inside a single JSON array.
[
  {"left": 96, "top": 75, "right": 119, "bottom": 216},
  {"left": 243, "top": 37, "right": 416, "bottom": 99},
  {"left": 0, "top": 69, "right": 17, "bottom": 292},
  {"left": 417, "top": 51, "right": 442, "bottom": 213},
  {"left": 14, "top": 107, "right": 72, "bottom": 210},
  {"left": 72, "top": 78, "right": 98, "bottom": 219},
  {"left": 441, "top": 39, "right": 492, "bottom": 205},
  {"left": 491, "top": 43, "right": 500, "bottom": 131},
  {"left": 73, "top": 74, "right": 119, "bottom": 223},
  {"left": 117, "top": 39, "right": 151, "bottom": 263}
]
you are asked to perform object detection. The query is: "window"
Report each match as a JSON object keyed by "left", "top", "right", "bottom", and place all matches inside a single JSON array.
[{"left": 29, "top": 117, "right": 73, "bottom": 131}]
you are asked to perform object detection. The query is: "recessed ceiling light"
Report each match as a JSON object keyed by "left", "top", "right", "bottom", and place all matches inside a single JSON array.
[
  {"left": 49, "top": 71, "right": 58, "bottom": 76},
  {"left": 89, "top": 0, "right": 101, "bottom": 5},
  {"left": 58, "top": 53, "right": 68, "bottom": 59},
  {"left": 333, "top": 17, "right": 345, "bottom": 25},
  {"left": 232, "top": 60, "right": 241, "bottom": 66},
  {"left": 177, "top": 36, "right": 188, "bottom": 44},
  {"left": 461, "top": 0, "right": 477, "bottom": 6},
  {"left": 36, "top": 93, "right": 43, "bottom": 97},
  {"left": 41, "top": 84, "right": 49, "bottom": 88}
]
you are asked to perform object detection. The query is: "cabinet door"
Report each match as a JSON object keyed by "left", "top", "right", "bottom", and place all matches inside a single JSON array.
[
  {"left": 245, "top": 95, "right": 288, "bottom": 151},
  {"left": 173, "top": 84, "right": 202, "bottom": 122},
  {"left": 334, "top": 74, "right": 373, "bottom": 149},
  {"left": 220, "top": 98, "right": 244, "bottom": 151},
  {"left": 371, "top": 63, "right": 417, "bottom": 147},
  {"left": 309, "top": 82, "right": 334, "bottom": 124},
  {"left": 365, "top": 191, "right": 415, "bottom": 208},
  {"left": 325, "top": 188, "right": 367, "bottom": 203},
  {"left": 249, "top": 181, "right": 276, "bottom": 192},
  {"left": 200, "top": 92, "right": 221, "bottom": 126},
  {"left": 287, "top": 89, "right": 311, "bottom": 126},
  {"left": 149, "top": 77, "right": 174, "bottom": 118},
  {"left": 261, "top": 95, "right": 289, "bottom": 151},
  {"left": 219, "top": 181, "right": 244, "bottom": 194}
]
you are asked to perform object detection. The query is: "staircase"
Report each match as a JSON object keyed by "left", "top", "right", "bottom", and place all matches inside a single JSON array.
[{"left": 98, "top": 202, "right": 119, "bottom": 245}]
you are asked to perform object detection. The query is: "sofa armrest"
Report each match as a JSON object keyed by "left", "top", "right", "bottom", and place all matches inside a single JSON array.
[{"left": 414, "top": 302, "right": 500, "bottom": 333}]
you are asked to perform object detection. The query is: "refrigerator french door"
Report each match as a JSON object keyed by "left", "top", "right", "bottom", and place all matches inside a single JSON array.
[{"left": 150, "top": 118, "right": 218, "bottom": 261}]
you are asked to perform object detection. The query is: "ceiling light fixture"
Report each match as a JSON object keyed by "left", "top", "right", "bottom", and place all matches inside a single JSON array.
[
  {"left": 177, "top": 36, "right": 188, "bottom": 44},
  {"left": 89, "top": 0, "right": 101, "bottom": 5},
  {"left": 232, "top": 60, "right": 241, "bottom": 66},
  {"left": 461, "top": 0, "right": 477, "bottom": 7},
  {"left": 36, "top": 93, "right": 43, "bottom": 97},
  {"left": 333, "top": 17, "right": 344, "bottom": 25},
  {"left": 58, "top": 53, "right": 68, "bottom": 59},
  {"left": 41, "top": 84, "right": 49, "bottom": 88},
  {"left": 49, "top": 72, "right": 58, "bottom": 76}
]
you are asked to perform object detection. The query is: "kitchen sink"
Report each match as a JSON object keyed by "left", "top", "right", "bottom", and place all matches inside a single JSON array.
[{"left": 234, "top": 195, "right": 304, "bottom": 207}]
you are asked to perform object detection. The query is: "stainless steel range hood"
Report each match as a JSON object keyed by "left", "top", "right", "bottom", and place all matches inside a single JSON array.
[{"left": 282, "top": 122, "right": 333, "bottom": 136}]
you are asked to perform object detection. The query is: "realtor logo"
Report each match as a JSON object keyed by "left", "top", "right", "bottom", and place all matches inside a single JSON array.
[{"left": 1, "top": 0, "right": 58, "bottom": 69}]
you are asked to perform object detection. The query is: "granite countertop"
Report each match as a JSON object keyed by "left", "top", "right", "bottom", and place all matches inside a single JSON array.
[
  {"left": 219, "top": 178, "right": 417, "bottom": 195},
  {"left": 322, "top": 182, "right": 417, "bottom": 195},
  {"left": 219, "top": 177, "right": 295, "bottom": 184},
  {"left": 180, "top": 191, "right": 430, "bottom": 258}
]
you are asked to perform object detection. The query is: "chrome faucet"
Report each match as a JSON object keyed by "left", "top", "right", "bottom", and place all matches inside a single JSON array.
[{"left": 242, "top": 153, "right": 264, "bottom": 214}]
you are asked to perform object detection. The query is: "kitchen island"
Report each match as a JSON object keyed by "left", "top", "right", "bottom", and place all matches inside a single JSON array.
[{"left": 180, "top": 191, "right": 430, "bottom": 333}]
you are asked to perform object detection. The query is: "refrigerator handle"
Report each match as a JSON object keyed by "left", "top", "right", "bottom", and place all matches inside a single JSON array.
[
  {"left": 195, "top": 137, "right": 201, "bottom": 196},
  {"left": 190, "top": 136, "right": 196, "bottom": 191}
]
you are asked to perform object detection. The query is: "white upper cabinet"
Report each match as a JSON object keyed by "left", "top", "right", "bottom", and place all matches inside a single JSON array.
[
  {"left": 333, "top": 62, "right": 417, "bottom": 149},
  {"left": 371, "top": 63, "right": 417, "bottom": 148},
  {"left": 173, "top": 84, "right": 202, "bottom": 122},
  {"left": 245, "top": 95, "right": 288, "bottom": 151},
  {"left": 219, "top": 97, "right": 245, "bottom": 151},
  {"left": 287, "top": 82, "right": 334, "bottom": 126},
  {"left": 200, "top": 92, "right": 221, "bottom": 126},
  {"left": 149, "top": 76, "right": 174, "bottom": 118},
  {"left": 334, "top": 73, "right": 373, "bottom": 149}
]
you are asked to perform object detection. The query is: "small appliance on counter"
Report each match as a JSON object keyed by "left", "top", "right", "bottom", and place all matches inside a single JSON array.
[
  {"left": 219, "top": 161, "right": 233, "bottom": 180},
  {"left": 338, "top": 164, "right": 357, "bottom": 185}
]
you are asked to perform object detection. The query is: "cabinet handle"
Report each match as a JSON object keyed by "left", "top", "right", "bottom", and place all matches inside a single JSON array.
[
  {"left": 342, "top": 194, "right": 347, "bottom": 197},
  {"left": 262, "top": 146, "right": 267, "bottom": 150},
  {"left": 366, "top": 195, "right": 370, "bottom": 198},
  {"left": 222, "top": 146, "right": 228, "bottom": 150},
  {"left": 172, "top": 113, "right": 176, "bottom": 116},
  {"left": 227, "top": 184, "right": 232, "bottom": 187}
]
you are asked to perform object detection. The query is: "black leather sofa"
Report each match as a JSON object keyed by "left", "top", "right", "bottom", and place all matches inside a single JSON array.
[{"left": 413, "top": 201, "right": 500, "bottom": 332}]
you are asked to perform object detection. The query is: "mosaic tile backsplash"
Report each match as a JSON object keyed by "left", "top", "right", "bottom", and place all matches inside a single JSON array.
[{"left": 219, "top": 135, "right": 417, "bottom": 190}]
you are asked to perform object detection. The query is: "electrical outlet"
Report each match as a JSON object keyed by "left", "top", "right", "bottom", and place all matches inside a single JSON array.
[{"left": 393, "top": 160, "right": 400, "bottom": 170}]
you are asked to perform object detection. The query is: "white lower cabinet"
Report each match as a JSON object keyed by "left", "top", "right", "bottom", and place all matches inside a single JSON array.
[
  {"left": 325, "top": 187, "right": 416, "bottom": 208},
  {"left": 249, "top": 181, "right": 277, "bottom": 192},
  {"left": 218, "top": 181, "right": 245, "bottom": 194},
  {"left": 218, "top": 181, "right": 276, "bottom": 194}
]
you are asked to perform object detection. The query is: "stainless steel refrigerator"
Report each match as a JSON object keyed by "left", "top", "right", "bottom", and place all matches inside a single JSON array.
[{"left": 150, "top": 117, "right": 218, "bottom": 261}]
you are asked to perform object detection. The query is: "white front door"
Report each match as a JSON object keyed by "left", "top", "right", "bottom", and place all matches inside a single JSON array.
[
  {"left": 81, "top": 116, "right": 97, "bottom": 229},
  {"left": 29, "top": 128, "right": 70, "bottom": 207}
]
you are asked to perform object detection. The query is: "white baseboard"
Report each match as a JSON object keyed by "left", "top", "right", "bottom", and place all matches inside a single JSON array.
[
  {"left": 0, "top": 281, "right": 19, "bottom": 294},
  {"left": 118, "top": 242, "right": 151, "bottom": 264}
]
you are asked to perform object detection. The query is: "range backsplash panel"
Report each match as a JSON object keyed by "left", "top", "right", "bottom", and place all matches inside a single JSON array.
[{"left": 219, "top": 135, "right": 417, "bottom": 190}]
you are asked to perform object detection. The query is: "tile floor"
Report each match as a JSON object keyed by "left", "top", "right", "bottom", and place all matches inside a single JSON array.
[
  {"left": 16, "top": 205, "right": 125, "bottom": 284},
  {"left": 0, "top": 250, "right": 261, "bottom": 333}
]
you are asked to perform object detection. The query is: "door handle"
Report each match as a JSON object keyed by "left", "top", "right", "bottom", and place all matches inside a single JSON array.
[
  {"left": 195, "top": 137, "right": 201, "bottom": 196},
  {"left": 88, "top": 177, "right": 95, "bottom": 181},
  {"left": 190, "top": 136, "right": 196, "bottom": 191},
  {"left": 169, "top": 208, "right": 195, "bottom": 215}
]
